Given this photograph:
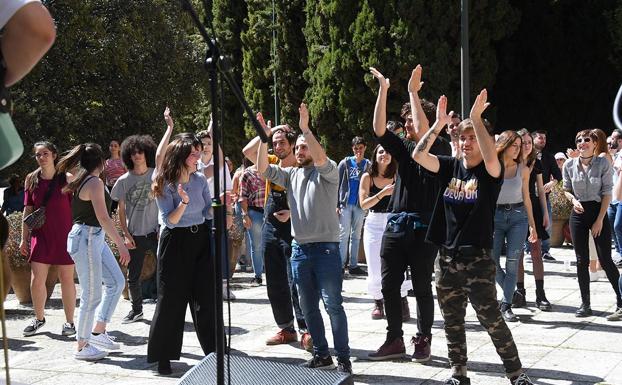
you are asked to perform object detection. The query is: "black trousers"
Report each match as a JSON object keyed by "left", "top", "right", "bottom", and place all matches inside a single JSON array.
[
  {"left": 380, "top": 212, "right": 437, "bottom": 340},
  {"left": 127, "top": 232, "right": 158, "bottom": 312},
  {"left": 147, "top": 222, "right": 215, "bottom": 362},
  {"left": 262, "top": 221, "right": 306, "bottom": 330},
  {"left": 569, "top": 201, "right": 622, "bottom": 307}
]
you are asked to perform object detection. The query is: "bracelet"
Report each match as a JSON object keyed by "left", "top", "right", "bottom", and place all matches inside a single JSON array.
[
  {"left": 376, "top": 194, "right": 381, "bottom": 201},
  {"left": 181, "top": 200, "right": 189, "bottom": 205}
]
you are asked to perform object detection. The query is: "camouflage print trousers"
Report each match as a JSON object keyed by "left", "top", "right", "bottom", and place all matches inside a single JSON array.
[{"left": 435, "top": 249, "right": 522, "bottom": 378}]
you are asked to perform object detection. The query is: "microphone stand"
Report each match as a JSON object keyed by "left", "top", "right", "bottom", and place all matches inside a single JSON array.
[{"left": 178, "top": 2, "right": 269, "bottom": 385}]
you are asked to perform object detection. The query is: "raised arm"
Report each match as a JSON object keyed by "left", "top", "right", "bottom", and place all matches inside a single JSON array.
[
  {"left": 412, "top": 95, "right": 452, "bottom": 173},
  {"left": 242, "top": 112, "right": 289, "bottom": 163},
  {"left": 408, "top": 65, "right": 429, "bottom": 133},
  {"left": 155, "top": 106, "right": 174, "bottom": 173},
  {"left": 369, "top": 67, "right": 390, "bottom": 138},
  {"left": 470, "top": 89, "right": 501, "bottom": 178},
  {"left": 299, "top": 103, "right": 327, "bottom": 167}
]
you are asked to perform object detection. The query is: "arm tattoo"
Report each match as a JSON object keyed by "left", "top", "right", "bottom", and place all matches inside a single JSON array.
[{"left": 415, "top": 126, "right": 438, "bottom": 153}]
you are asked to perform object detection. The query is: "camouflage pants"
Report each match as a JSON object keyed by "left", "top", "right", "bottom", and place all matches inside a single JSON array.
[{"left": 435, "top": 250, "right": 522, "bottom": 378}]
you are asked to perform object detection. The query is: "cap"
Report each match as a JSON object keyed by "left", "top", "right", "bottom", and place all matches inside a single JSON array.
[{"left": 554, "top": 152, "right": 567, "bottom": 160}]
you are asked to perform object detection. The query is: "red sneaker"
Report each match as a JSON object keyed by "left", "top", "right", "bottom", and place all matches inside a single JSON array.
[
  {"left": 371, "top": 300, "right": 384, "bottom": 319},
  {"left": 300, "top": 331, "right": 313, "bottom": 352},
  {"left": 265, "top": 329, "right": 297, "bottom": 345},
  {"left": 411, "top": 333, "right": 431, "bottom": 362}
]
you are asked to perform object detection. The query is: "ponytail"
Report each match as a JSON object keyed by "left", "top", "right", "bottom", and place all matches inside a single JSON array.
[{"left": 57, "top": 143, "right": 104, "bottom": 193}]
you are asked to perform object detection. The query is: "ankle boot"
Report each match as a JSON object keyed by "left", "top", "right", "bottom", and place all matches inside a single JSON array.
[
  {"left": 512, "top": 288, "right": 526, "bottom": 308},
  {"left": 535, "top": 289, "right": 552, "bottom": 311},
  {"left": 371, "top": 299, "right": 384, "bottom": 319}
]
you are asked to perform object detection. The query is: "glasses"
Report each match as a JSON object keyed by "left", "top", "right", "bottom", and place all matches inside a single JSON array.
[{"left": 575, "top": 137, "right": 592, "bottom": 144}]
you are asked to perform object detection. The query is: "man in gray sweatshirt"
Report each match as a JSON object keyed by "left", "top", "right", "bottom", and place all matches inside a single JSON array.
[{"left": 257, "top": 103, "right": 351, "bottom": 375}]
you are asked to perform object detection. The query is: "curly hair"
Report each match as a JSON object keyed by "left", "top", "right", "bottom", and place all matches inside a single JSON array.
[{"left": 121, "top": 135, "right": 157, "bottom": 170}]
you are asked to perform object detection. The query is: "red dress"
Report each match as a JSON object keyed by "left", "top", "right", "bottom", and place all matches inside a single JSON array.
[{"left": 24, "top": 177, "right": 74, "bottom": 265}]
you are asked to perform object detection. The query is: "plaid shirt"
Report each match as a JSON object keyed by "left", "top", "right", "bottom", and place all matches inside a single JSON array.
[{"left": 240, "top": 167, "right": 266, "bottom": 208}]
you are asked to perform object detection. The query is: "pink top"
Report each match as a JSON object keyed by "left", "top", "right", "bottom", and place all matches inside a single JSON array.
[
  {"left": 104, "top": 158, "right": 126, "bottom": 186},
  {"left": 24, "top": 176, "right": 74, "bottom": 265}
]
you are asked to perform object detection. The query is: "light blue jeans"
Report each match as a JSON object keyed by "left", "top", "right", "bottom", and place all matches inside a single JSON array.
[
  {"left": 67, "top": 224, "right": 125, "bottom": 342},
  {"left": 492, "top": 206, "right": 528, "bottom": 304},
  {"left": 246, "top": 209, "right": 264, "bottom": 278},
  {"left": 291, "top": 241, "right": 350, "bottom": 360},
  {"left": 339, "top": 204, "right": 365, "bottom": 269}
]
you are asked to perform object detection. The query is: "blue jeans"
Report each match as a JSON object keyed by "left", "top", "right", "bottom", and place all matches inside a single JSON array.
[
  {"left": 492, "top": 206, "right": 528, "bottom": 304},
  {"left": 339, "top": 204, "right": 365, "bottom": 268},
  {"left": 608, "top": 202, "right": 622, "bottom": 254},
  {"left": 291, "top": 241, "right": 349, "bottom": 360},
  {"left": 246, "top": 209, "right": 264, "bottom": 278},
  {"left": 67, "top": 224, "right": 125, "bottom": 342}
]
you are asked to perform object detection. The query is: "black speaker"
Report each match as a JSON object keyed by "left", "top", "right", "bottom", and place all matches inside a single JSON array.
[{"left": 178, "top": 353, "right": 353, "bottom": 385}]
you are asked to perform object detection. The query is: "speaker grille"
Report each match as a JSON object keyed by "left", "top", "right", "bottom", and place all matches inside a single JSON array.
[{"left": 178, "top": 353, "right": 353, "bottom": 385}]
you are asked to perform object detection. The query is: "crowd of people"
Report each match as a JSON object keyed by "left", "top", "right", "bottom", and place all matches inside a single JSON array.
[{"left": 3, "top": 59, "right": 622, "bottom": 384}]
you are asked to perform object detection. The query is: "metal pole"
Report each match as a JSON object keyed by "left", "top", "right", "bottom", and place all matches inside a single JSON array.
[
  {"left": 461, "top": 0, "right": 470, "bottom": 118},
  {"left": 272, "top": 0, "right": 280, "bottom": 125}
]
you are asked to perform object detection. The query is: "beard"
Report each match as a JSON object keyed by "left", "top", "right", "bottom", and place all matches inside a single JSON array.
[{"left": 297, "top": 157, "right": 313, "bottom": 167}]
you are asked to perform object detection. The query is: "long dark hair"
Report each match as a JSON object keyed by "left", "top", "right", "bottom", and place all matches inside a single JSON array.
[
  {"left": 25, "top": 141, "right": 59, "bottom": 192},
  {"left": 152, "top": 134, "right": 203, "bottom": 198},
  {"left": 517, "top": 128, "right": 537, "bottom": 167},
  {"left": 368, "top": 144, "right": 396, "bottom": 179},
  {"left": 57, "top": 143, "right": 105, "bottom": 193},
  {"left": 496, "top": 130, "right": 522, "bottom": 164}
]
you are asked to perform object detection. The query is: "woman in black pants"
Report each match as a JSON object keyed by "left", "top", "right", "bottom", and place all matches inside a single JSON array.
[
  {"left": 148, "top": 134, "right": 215, "bottom": 374},
  {"left": 563, "top": 129, "right": 622, "bottom": 317}
]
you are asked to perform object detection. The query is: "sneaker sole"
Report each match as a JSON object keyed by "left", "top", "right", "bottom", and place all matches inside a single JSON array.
[
  {"left": 266, "top": 339, "right": 297, "bottom": 346},
  {"left": 23, "top": 331, "right": 38, "bottom": 337},
  {"left": 367, "top": 352, "right": 406, "bottom": 361},
  {"left": 75, "top": 352, "right": 108, "bottom": 361},
  {"left": 62, "top": 330, "right": 77, "bottom": 337},
  {"left": 412, "top": 355, "right": 431, "bottom": 363}
]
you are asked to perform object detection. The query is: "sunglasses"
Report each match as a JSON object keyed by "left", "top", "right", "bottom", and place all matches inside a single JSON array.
[{"left": 575, "top": 137, "right": 592, "bottom": 144}]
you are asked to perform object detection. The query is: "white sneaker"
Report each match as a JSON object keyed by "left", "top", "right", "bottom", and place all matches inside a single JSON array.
[
  {"left": 74, "top": 344, "right": 108, "bottom": 361},
  {"left": 89, "top": 332, "right": 120, "bottom": 350},
  {"left": 589, "top": 271, "right": 600, "bottom": 282}
]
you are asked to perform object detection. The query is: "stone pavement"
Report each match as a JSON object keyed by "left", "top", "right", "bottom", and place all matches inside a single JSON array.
[{"left": 1, "top": 246, "right": 621, "bottom": 385}]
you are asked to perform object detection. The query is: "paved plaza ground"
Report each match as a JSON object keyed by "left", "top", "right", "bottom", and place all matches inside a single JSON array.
[{"left": 1, "top": 246, "right": 621, "bottom": 385}]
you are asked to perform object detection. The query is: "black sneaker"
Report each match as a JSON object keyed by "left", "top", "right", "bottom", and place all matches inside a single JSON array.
[
  {"left": 23, "top": 318, "right": 45, "bottom": 336},
  {"left": 250, "top": 277, "right": 262, "bottom": 287},
  {"left": 302, "top": 354, "right": 334, "bottom": 370},
  {"left": 445, "top": 375, "right": 471, "bottom": 385},
  {"left": 502, "top": 308, "right": 518, "bottom": 322},
  {"left": 122, "top": 309, "right": 144, "bottom": 324},
  {"left": 348, "top": 266, "right": 367, "bottom": 276},
  {"left": 542, "top": 252, "right": 556, "bottom": 261},
  {"left": 510, "top": 372, "right": 533, "bottom": 384},
  {"left": 336, "top": 358, "right": 352, "bottom": 374},
  {"left": 62, "top": 322, "right": 76, "bottom": 336}
]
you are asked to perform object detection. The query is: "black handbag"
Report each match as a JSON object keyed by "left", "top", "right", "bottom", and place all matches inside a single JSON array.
[{"left": 23, "top": 176, "right": 57, "bottom": 231}]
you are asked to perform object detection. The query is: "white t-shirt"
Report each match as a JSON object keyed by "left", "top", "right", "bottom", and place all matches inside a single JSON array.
[
  {"left": 0, "top": 0, "right": 40, "bottom": 29},
  {"left": 197, "top": 158, "right": 232, "bottom": 198}
]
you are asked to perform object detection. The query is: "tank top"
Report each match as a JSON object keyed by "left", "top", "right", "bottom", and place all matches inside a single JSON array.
[
  {"left": 497, "top": 163, "right": 523, "bottom": 204},
  {"left": 369, "top": 177, "right": 391, "bottom": 213},
  {"left": 72, "top": 176, "right": 112, "bottom": 226}
]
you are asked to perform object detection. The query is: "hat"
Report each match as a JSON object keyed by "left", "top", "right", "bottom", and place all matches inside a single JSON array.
[{"left": 554, "top": 152, "right": 567, "bottom": 160}]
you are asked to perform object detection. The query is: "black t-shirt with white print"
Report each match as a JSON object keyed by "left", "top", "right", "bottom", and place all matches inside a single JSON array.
[{"left": 426, "top": 155, "right": 504, "bottom": 250}]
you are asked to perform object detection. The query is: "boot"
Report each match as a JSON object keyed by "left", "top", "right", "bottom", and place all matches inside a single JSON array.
[
  {"left": 512, "top": 288, "right": 526, "bottom": 308},
  {"left": 371, "top": 299, "right": 384, "bottom": 319},
  {"left": 535, "top": 289, "right": 552, "bottom": 311}
]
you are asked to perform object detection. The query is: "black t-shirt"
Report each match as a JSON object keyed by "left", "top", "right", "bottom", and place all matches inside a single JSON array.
[
  {"left": 538, "top": 151, "right": 561, "bottom": 197},
  {"left": 426, "top": 156, "right": 504, "bottom": 250},
  {"left": 528, "top": 159, "right": 543, "bottom": 197},
  {"left": 377, "top": 130, "right": 451, "bottom": 223}
]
